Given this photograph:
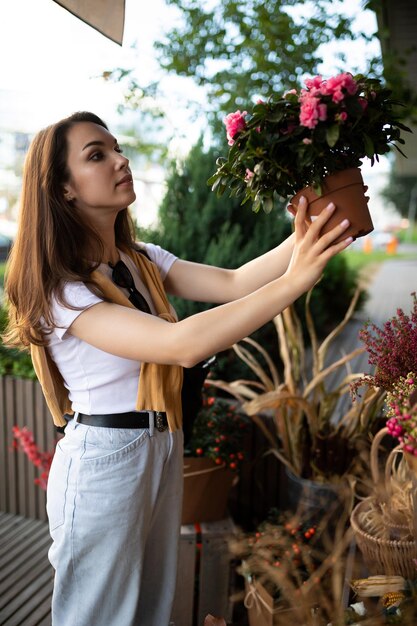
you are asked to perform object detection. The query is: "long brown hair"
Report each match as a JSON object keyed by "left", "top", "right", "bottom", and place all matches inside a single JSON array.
[{"left": 4, "top": 111, "right": 137, "bottom": 348}]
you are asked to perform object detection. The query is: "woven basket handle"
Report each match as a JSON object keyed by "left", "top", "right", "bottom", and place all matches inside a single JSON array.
[
  {"left": 370, "top": 427, "right": 389, "bottom": 485},
  {"left": 370, "top": 427, "right": 404, "bottom": 496}
]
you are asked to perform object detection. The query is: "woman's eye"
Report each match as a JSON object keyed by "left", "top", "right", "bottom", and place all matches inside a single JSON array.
[
  {"left": 115, "top": 146, "right": 123, "bottom": 154},
  {"left": 90, "top": 151, "right": 104, "bottom": 161}
]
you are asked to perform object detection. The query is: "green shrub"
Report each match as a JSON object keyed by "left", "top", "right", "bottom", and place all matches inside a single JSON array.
[{"left": 0, "top": 305, "right": 36, "bottom": 379}]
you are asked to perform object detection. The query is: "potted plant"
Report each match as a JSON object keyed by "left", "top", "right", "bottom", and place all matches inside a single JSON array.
[
  {"left": 208, "top": 72, "right": 410, "bottom": 241},
  {"left": 182, "top": 391, "right": 250, "bottom": 524},
  {"left": 207, "top": 286, "right": 386, "bottom": 520}
]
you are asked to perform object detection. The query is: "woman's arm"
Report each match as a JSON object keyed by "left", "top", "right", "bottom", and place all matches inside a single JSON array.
[
  {"left": 70, "top": 199, "right": 351, "bottom": 367},
  {"left": 164, "top": 231, "right": 295, "bottom": 304}
]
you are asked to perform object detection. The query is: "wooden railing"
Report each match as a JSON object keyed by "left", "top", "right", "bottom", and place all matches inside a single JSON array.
[{"left": 0, "top": 375, "right": 281, "bottom": 526}]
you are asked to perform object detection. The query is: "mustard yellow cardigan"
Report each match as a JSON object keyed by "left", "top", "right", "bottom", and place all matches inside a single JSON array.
[{"left": 30, "top": 249, "right": 183, "bottom": 432}]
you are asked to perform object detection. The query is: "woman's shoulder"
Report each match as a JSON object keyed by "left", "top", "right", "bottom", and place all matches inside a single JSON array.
[
  {"left": 48, "top": 280, "right": 104, "bottom": 339},
  {"left": 51, "top": 280, "right": 103, "bottom": 313},
  {"left": 133, "top": 242, "right": 178, "bottom": 279}
]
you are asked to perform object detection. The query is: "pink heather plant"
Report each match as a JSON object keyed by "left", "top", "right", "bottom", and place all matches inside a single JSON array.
[
  {"left": 209, "top": 72, "right": 410, "bottom": 214},
  {"left": 386, "top": 374, "right": 417, "bottom": 455},
  {"left": 351, "top": 293, "right": 417, "bottom": 398}
]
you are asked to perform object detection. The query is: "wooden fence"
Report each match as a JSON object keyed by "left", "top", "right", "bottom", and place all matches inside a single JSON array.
[
  {"left": 0, "top": 376, "right": 57, "bottom": 521},
  {"left": 0, "top": 375, "right": 282, "bottom": 527}
]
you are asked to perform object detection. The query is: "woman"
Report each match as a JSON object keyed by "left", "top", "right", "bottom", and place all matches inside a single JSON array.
[{"left": 4, "top": 111, "right": 352, "bottom": 626}]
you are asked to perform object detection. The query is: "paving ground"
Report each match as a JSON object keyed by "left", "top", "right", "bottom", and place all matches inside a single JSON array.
[{"left": 357, "top": 244, "right": 417, "bottom": 326}]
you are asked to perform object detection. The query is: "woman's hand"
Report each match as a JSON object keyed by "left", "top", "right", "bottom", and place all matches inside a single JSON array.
[
  {"left": 204, "top": 615, "right": 227, "bottom": 626},
  {"left": 284, "top": 195, "right": 352, "bottom": 294}
]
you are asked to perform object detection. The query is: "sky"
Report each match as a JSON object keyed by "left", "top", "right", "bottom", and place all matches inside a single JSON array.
[{"left": 0, "top": 0, "right": 181, "bottom": 133}]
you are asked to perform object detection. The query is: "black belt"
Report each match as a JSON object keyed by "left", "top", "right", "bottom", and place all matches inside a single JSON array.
[{"left": 75, "top": 411, "right": 168, "bottom": 432}]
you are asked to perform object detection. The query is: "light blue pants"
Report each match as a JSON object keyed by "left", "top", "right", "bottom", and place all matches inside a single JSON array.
[{"left": 47, "top": 417, "right": 183, "bottom": 626}]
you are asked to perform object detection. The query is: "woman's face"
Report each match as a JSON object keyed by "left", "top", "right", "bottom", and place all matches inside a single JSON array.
[{"left": 63, "top": 121, "right": 136, "bottom": 221}]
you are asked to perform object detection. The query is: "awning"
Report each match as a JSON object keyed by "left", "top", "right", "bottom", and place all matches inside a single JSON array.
[{"left": 52, "top": 0, "right": 126, "bottom": 45}]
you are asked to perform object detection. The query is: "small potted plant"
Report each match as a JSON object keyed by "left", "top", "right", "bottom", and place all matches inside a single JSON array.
[
  {"left": 208, "top": 72, "right": 410, "bottom": 241},
  {"left": 182, "top": 391, "right": 250, "bottom": 524}
]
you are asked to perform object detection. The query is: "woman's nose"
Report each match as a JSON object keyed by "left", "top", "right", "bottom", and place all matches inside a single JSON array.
[{"left": 115, "top": 152, "right": 129, "bottom": 168}]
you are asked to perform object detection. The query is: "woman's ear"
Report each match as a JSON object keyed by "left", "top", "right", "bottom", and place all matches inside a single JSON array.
[{"left": 63, "top": 186, "right": 75, "bottom": 202}]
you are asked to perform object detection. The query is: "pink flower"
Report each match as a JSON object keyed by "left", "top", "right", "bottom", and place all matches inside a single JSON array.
[
  {"left": 245, "top": 169, "right": 254, "bottom": 181},
  {"left": 304, "top": 76, "right": 323, "bottom": 91},
  {"left": 318, "top": 104, "right": 327, "bottom": 121},
  {"left": 223, "top": 110, "right": 247, "bottom": 146},
  {"left": 337, "top": 111, "right": 348, "bottom": 122},
  {"left": 299, "top": 97, "right": 320, "bottom": 129},
  {"left": 320, "top": 73, "right": 358, "bottom": 101},
  {"left": 281, "top": 122, "right": 297, "bottom": 135},
  {"left": 331, "top": 89, "right": 345, "bottom": 103},
  {"left": 358, "top": 98, "right": 368, "bottom": 111},
  {"left": 302, "top": 138, "right": 312, "bottom": 144},
  {"left": 284, "top": 89, "right": 298, "bottom": 98}
]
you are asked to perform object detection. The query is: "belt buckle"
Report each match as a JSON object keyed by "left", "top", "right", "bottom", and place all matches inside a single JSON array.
[{"left": 155, "top": 411, "right": 168, "bottom": 432}]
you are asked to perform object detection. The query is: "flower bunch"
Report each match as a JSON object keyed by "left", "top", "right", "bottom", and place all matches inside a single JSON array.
[
  {"left": 184, "top": 393, "right": 250, "bottom": 471},
  {"left": 12, "top": 426, "right": 55, "bottom": 490},
  {"left": 351, "top": 293, "right": 417, "bottom": 397},
  {"left": 209, "top": 73, "right": 409, "bottom": 213},
  {"left": 386, "top": 373, "right": 417, "bottom": 455}
]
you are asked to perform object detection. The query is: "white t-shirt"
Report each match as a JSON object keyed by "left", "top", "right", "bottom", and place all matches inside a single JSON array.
[{"left": 47, "top": 243, "right": 178, "bottom": 415}]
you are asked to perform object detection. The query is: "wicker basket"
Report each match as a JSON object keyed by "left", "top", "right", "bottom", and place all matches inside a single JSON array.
[
  {"left": 350, "top": 427, "right": 417, "bottom": 578},
  {"left": 350, "top": 498, "right": 417, "bottom": 578}
]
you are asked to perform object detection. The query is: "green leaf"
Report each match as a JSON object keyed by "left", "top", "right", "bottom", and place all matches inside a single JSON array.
[
  {"left": 207, "top": 173, "right": 220, "bottom": 186},
  {"left": 312, "top": 182, "right": 322, "bottom": 196},
  {"left": 325, "top": 124, "right": 340, "bottom": 148},
  {"left": 363, "top": 133, "right": 374, "bottom": 158},
  {"left": 262, "top": 196, "right": 274, "bottom": 214}
]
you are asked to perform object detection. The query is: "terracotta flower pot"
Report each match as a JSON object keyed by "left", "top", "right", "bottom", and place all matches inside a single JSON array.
[
  {"left": 182, "top": 457, "right": 235, "bottom": 525},
  {"left": 289, "top": 167, "right": 374, "bottom": 243}
]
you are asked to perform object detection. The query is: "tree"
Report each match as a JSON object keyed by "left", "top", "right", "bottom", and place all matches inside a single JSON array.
[
  {"left": 381, "top": 170, "right": 417, "bottom": 220},
  {"left": 104, "top": 1, "right": 383, "bottom": 140},
  {"left": 154, "top": 0, "right": 380, "bottom": 126}
]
